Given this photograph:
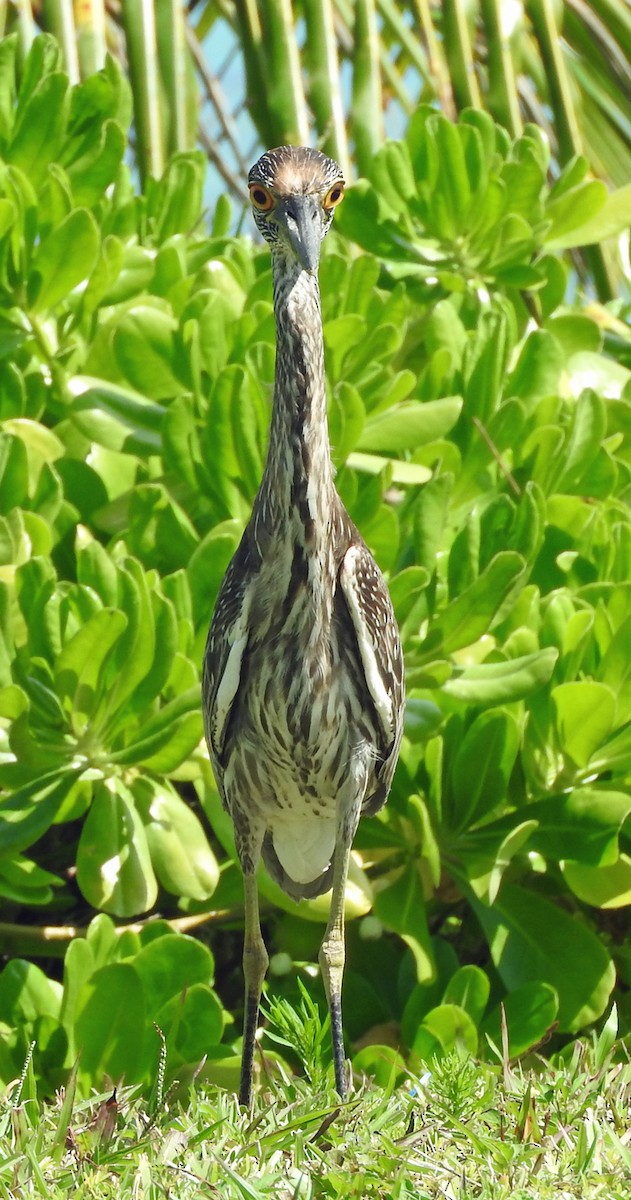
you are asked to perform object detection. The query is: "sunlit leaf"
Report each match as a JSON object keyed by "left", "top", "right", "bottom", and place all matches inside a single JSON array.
[{"left": 470, "top": 884, "right": 615, "bottom": 1032}]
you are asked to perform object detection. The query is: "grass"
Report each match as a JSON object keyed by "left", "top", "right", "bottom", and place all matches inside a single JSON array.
[{"left": 2, "top": 1007, "right": 631, "bottom": 1199}]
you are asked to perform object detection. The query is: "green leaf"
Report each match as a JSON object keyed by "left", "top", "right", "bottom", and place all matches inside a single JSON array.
[
  {"left": 59, "top": 938, "right": 96, "bottom": 1060},
  {"left": 76, "top": 779, "right": 158, "bottom": 917},
  {"left": 329, "top": 382, "right": 365, "bottom": 464},
  {"left": 29, "top": 208, "right": 100, "bottom": 313},
  {"left": 450, "top": 710, "right": 520, "bottom": 830},
  {"left": 442, "top": 648, "right": 558, "bottom": 703},
  {"left": 470, "top": 883, "right": 615, "bottom": 1032},
  {"left": 0, "top": 958, "right": 62, "bottom": 1025},
  {"left": 0, "top": 770, "right": 81, "bottom": 855},
  {"left": 76, "top": 539, "right": 118, "bottom": 606},
  {"left": 558, "top": 389, "right": 609, "bottom": 493},
  {"left": 112, "top": 306, "right": 185, "bottom": 399},
  {"left": 590, "top": 720, "right": 631, "bottom": 775},
  {"left": 507, "top": 330, "right": 564, "bottom": 399},
  {"left": 54, "top": 608, "right": 127, "bottom": 723},
  {"left": 156, "top": 983, "right": 225, "bottom": 1062},
  {"left": 552, "top": 681, "right": 616, "bottom": 767},
  {"left": 470, "top": 788, "right": 631, "bottom": 869},
  {"left": 7, "top": 72, "right": 69, "bottom": 187},
  {"left": 135, "top": 778, "right": 219, "bottom": 900},
  {"left": 75, "top": 963, "right": 146, "bottom": 1087},
  {"left": 413, "top": 1003, "right": 478, "bottom": 1059},
  {"left": 346, "top": 452, "right": 432, "bottom": 485},
  {"left": 150, "top": 152, "right": 206, "bottom": 240},
  {"left": 352, "top": 1044, "right": 407, "bottom": 1088},
  {"left": 105, "top": 559, "right": 156, "bottom": 718},
  {"left": 3, "top": 418, "right": 64, "bottom": 476},
  {"left": 563, "top": 854, "right": 631, "bottom": 909},
  {"left": 374, "top": 862, "right": 434, "bottom": 982},
  {"left": 109, "top": 688, "right": 201, "bottom": 768},
  {"left": 544, "top": 180, "right": 608, "bottom": 247},
  {"left": 358, "top": 397, "right": 462, "bottom": 454},
  {"left": 567, "top": 353, "right": 630, "bottom": 406},
  {"left": 132, "top": 933, "right": 214, "bottom": 1016},
  {"left": 187, "top": 520, "right": 244, "bottom": 621},
  {"left": 0, "top": 854, "right": 60, "bottom": 905},
  {"left": 429, "top": 552, "right": 526, "bottom": 654},
  {"left": 485, "top": 821, "right": 540, "bottom": 905},
  {"left": 67, "top": 119, "right": 126, "bottom": 207},
  {"left": 442, "top": 965, "right": 490, "bottom": 1026},
  {"left": 85, "top": 912, "right": 119, "bottom": 967},
  {"left": 68, "top": 376, "right": 164, "bottom": 455},
  {"left": 483, "top": 982, "right": 559, "bottom": 1059},
  {"left": 0, "top": 35, "right": 18, "bottom": 145},
  {"left": 545, "top": 182, "right": 631, "bottom": 249}
]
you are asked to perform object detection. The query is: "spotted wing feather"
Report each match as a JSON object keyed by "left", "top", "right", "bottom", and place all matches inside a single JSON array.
[
  {"left": 202, "top": 535, "right": 253, "bottom": 771},
  {"left": 339, "top": 540, "right": 405, "bottom": 815}
]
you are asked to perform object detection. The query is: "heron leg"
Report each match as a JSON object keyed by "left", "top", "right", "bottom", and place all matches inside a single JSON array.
[
  {"left": 318, "top": 806, "right": 360, "bottom": 1100},
  {"left": 239, "top": 851, "right": 269, "bottom": 1108}
]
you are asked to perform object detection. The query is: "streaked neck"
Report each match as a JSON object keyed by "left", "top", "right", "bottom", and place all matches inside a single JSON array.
[{"left": 257, "top": 255, "right": 334, "bottom": 543}]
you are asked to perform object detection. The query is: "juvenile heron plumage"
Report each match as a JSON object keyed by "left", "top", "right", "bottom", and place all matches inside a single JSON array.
[{"left": 202, "top": 145, "right": 405, "bottom": 1106}]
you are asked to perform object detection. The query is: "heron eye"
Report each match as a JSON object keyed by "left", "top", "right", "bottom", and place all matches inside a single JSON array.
[
  {"left": 323, "top": 182, "right": 345, "bottom": 211},
  {"left": 249, "top": 184, "right": 274, "bottom": 212}
]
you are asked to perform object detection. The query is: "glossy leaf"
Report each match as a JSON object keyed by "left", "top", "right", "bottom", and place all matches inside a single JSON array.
[
  {"left": 413, "top": 1003, "right": 478, "bottom": 1059},
  {"left": 483, "top": 982, "right": 559, "bottom": 1059},
  {"left": 132, "top": 934, "right": 214, "bottom": 1015},
  {"left": 135, "top": 777, "right": 219, "bottom": 900},
  {"left": 76, "top": 779, "right": 158, "bottom": 916},
  {"left": 29, "top": 208, "right": 99, "bottom": 313},
  {"left": 442, "top": 648, "right": 558, "bottom": 703},
  {"left": 0, "top": 958, "right": 62, "bottom": 1025},
  {"left": 112, "top": 306, "right": 185, "bottom": 399},
  {"left": 563, "top": 855, "right": 631, "bottom": 909},
  {"left": 552, "top": 681, "right": 616, "bottom": 768},
  {"left": 0, "top": 770, "right": 81, "bottom": 855},
  {"left": 449, "top": 710, "right": 520, "bottom": 829},
  {"left": 471, "top": 883, "right": 615, "bottom": 1032},
  {"left": 75, "top": 963, "right": 146, "bottom": 1086},
  {"left": 156, "top": 983, "right": 225, "bottom": 1062},
  {"left": 374, "top": 862, "right": 434, "bottom": 983},
  {"left": 358, "top": 397, "right": 462, "bottom": 454},
  {"left": 429, "top": 552, "right": 526, "bottom": 654},
  {"left": 442, "top": 965, "right": 490, "bottom": 1026}
]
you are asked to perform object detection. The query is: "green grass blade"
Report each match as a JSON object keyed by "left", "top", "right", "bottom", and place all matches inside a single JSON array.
[{"left": 51, "top": 1058, "right": 79, "bottom": 1163}]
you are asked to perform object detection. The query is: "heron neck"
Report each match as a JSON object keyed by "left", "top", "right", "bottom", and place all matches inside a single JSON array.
[{"left": 258, "top": 257, "right": 334, "bottom": 543}]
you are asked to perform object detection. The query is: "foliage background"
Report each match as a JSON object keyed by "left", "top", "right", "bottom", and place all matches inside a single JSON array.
[{"left": 0, "top": 3, "right": 631, "bottom": 1102}]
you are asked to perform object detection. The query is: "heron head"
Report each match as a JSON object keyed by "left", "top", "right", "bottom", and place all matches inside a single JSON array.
[{"left": 248, "top": 146, "right": 345, "bottom": 273}]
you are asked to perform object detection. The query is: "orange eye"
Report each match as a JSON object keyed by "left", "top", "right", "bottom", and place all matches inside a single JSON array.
[
  {"left": 249, "top": 184, "right": 274, "bottom": 212},
  {"left": 323, "top": 182, "right": 345, "bottom": 211}
]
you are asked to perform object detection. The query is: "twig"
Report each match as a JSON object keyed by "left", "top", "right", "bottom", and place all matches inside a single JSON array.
[{"left": 472, "top": 416, "right": 521, "bottom": 496}]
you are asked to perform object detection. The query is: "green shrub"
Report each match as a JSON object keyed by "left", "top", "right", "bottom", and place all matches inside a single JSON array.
[{"left": 1, "top": 35, "right": 631, "bottom": 1097}]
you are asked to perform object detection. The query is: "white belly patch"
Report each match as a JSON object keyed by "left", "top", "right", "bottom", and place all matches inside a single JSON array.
[{"left": 271, "top": 813, "right": 337, "bottom": 884}]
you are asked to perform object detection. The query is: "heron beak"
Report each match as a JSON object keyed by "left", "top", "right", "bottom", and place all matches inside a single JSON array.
[{"left": 276, "top": 195, "right": 322, "bottom": 272}]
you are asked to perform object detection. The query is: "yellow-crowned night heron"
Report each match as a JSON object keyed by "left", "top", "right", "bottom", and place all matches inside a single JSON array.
[{"left": 202, "top": 146, "right": 405, "bottom": 1106}]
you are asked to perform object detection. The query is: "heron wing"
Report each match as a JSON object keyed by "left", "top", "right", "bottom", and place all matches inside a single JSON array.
[
  {"left": 339, "top": 540, "right": 404, "bottom": 757},
  {"left": 202, "top": 536, "right": 252, "bottom": 766}
]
